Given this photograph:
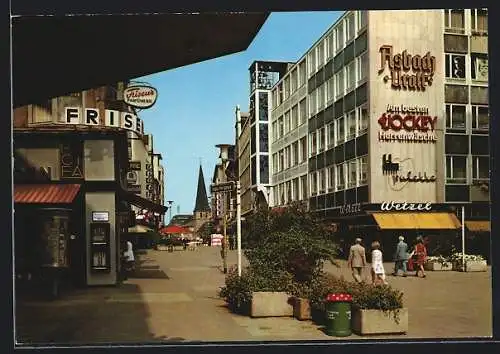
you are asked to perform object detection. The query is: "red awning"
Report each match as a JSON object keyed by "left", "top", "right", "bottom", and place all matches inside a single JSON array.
[
  {"left": 160, "top": 225, "right": 190, "bottom": 235},
  {"left": 14, "top": 184, "right": 81, "bottom": 204}
]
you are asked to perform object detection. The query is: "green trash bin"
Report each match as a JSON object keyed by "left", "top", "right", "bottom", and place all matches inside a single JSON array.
[{"left": 325, "top": 293, "right": 353, "bottom": 337}]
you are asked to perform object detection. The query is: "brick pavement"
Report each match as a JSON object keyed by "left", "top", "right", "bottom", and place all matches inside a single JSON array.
[{"left": 15, "top": 246, "right": 492, "bottom": 345}]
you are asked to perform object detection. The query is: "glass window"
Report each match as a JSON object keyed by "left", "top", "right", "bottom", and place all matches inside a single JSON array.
[
  {"left": 309, "top": 50, "right": 317, "bottom": 75},
  {"left": 292, "top": 178, "right": 299, "bottom": 201},
  {"left": 346, "top": 111, "right": 356, "bottom": 140},
  {"left": 328, "top": 166, "right": 335, "bottom": 191},
  {"left": 472, "top": 105, "right": 489, "bottom": 131},
  {"left": 445, "top": 54, "right": 466, "bottom": 79},
  {"left": 357, "top": 105, "right": 368, "bottom": 134},
  {"left": 318, "top": 169, "right": 326, "bottom": 193},
  {"left": 299, "top": 99, "right": 307, "bottom": 125},
  {"left": 326, "top": 31, "right": 334, "bottom": 59},
  {"left": 291, "top": 104, "right": 299, "bottom": 130},
  {"left": 346, "top": 60, "right": 356, "bottom": 91},
  {"left": 347, "top": 160, "right": 357, "bottom": 188},
  {"left": 358, "top": 156, "right": 368, "bottom": 185},
  {"left": 335, "top": 163, "right": 345, "bottom": 191},
  {"left": 336, "top": 116, "right": 345, "bottom": 144},
  {"left": 272, "top": 121, "right": 277, "bottom": 142},
  {"left": 318, "top": 127, "right": 325, "bottom": 152},
  {"left": 328, "top": 122, "right": 335, "bottom": 147},
  {"left": 278, "top": 116, "right": 284, "bottom": 138},
  {"left": 278, "top": 149, "right": 284, "bottom": 172},
  {"left": 272, "top": 153, "right": 278, "bottom": 174},
  {"left": 284, "top": 76, "right": 290, "bottom": 100},
  {"left": 291, "top": 69, "right": 298, "bottom": 92},
  {"left": 444, "top": 9, "right": 465, "bottom": 34},
  {"left": 358, "top": 11, "right": 367, "bottom": 29},
  {"left": 327, "top": 77, "right": 334, "bottom": 102},
  {"left": 259, "top": 124, "right": 268, "bottom": 152},
  {"left": 471, "top": 54, "right": 488, "bottom": 81},
  {"left": 445, "top": 104, "right": 466, "bottom": 130},
  {"left": 335, "top": 22, "right": 344, "bottom": 51},
  {"left": 309, "top": 89, "right": 317, "bottom": 116},
  {"left": 310, "top": 132, "right": 317, "bottom": 156},
  {"left": 357, "top": 52, "right": 368, "bottom": 83},
  {"left": 284, "top": 146, "right": 290, "bottom": 170},
  {"left": 446, "top": 155, "right": 467, "bottom": 184},
  {"left": 472, "top": 156, "right": 489, "bottom": 181},
  {"left": 471, "top": 9, "right": 488, "bottom": 32},
  {"left": 310, "top": 172, "right": 318, "bottom": 196},
  {"left": 300, "top": 175, "right": 307, "bottom": 200},
  {"left": 318, "top": 41, "right": 325, "bottom": 68},
  {"left": 335, "top": 70, "right": 344, "bottom": 98},
  {"left": 300, "top": 137, "right": 307, "bottom": 162},
  {"left": 284, "top": 111, "right": 291, "bottom": 134},
  {"left": 292, "top": 141, "right": 299, "bottom": 166},
  {"left": 346, "top": 12, "right": 355, "bottom": 42},
  {"left": 317, "top": 84, "right": 325, "bottom": 111},
  {"left": 258, "top": 92, "right": 268, "bottom": 121},
  {"left": 260, "top": 155, "right": 269, "bottom": 184},
  {"left": 277, "top": 83, "right": 283, "bottom": 105},
  {"left": 299, "top": 61, "right": 306, "bottom": 87}
]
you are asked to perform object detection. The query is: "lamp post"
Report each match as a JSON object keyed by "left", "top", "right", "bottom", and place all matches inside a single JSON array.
[{"left": 166, "top": 200, "right": 173, "bottom": 224}]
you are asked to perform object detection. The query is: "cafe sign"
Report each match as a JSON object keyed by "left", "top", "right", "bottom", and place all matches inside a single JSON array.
[
  {"left": 378, "top": 45, "right": 436, "bottom": 91},
  {"left": 124, "top": 85, "right": 158, "bottom": 109}
]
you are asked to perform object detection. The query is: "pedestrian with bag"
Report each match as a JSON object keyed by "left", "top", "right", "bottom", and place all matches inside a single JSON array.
[
  {"left": 413, "top": 236, "right": 428, "bottom": 278},
  {"left": 348, "top": 237, "right": 367, "bottom": 283}
]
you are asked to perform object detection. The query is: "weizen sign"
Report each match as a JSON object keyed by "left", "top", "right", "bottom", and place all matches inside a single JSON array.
[
  {"left": 64, "top": 107, "right": 144, "bottom": 135},
  {"left": 124, "top": 85, "right": 158, "bottom": 109},
  {"left": 379, "top": 45, "right": 436, "bottom": 91},
  {"left": 378, "top": 105, "right": 437, "bottom": 143}
]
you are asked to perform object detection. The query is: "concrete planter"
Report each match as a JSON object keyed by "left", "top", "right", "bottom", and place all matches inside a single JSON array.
[
  {"left": 352, "top": 308, "right": 408, "bottom": 335},
  {"left": 293, "top": 297, "right": 312, "bottom": 321},
  {"left": 156, "top": 245, "right": 169, "bottom": 251},
  {"left": 454, "top": 260, "right": 487, "bottom": 272},
  {"left": 251, "top": 292, "right": 293, "bottom": 318},
  {"left": 424, "top": 261, "right": 453, "bottom": 271}
]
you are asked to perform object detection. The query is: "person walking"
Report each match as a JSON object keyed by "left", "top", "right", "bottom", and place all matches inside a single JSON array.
[
  {"left": 371, "top": 241, "right": 388, "bottom": 285},
  {"left": 122, "top": 238, "right": 135, "bottom": 279},
  {"left": 393, "top": 236, "right": 409, "bottom": 277},
  {"left": 413, "top": 236, "right": 428, "bottom": 278},
  {"left": 348, "top": 237, "right": 367, "bottom": 283}
]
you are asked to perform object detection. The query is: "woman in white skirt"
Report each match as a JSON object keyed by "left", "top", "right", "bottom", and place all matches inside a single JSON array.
[{"left": 371, "top": 241, "right": 388, "bottom": 285}]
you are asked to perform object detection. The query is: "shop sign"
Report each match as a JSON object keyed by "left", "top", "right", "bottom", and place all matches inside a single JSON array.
[
  {"left": 381, "top": 155, "right": 436, "bottom": 190},
  {"left": 339, "top": 203, "right": 362, "bottom": 215},
  {"left": 60, "top": 143, "right": 84, "bottom": 179},
  {"left": 123, "top": 85, "right": 158, "bottom": 109},
  {"left": 378, "top": 45, "right": 436, "bottom": 91},
  {"left": 380, "top": 201, "right": 432, "bottom": 211},
  {"left": 378, "top": 105, "right": 437, "bottom": 143},
  {"left": 127, "top": 184, "right": 141, "bottom": 194},
  {"left": 145, "top": 163, "right": 154, "bottom": 200},
  {"left": 64, "top": 107, "right": 144, "bottom": 136}
]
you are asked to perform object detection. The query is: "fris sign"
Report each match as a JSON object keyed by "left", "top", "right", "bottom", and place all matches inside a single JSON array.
[
  {"left": 124, "top": 85, "right": 158, "bottom": 109},
  {"left": 378, "top": 45, "right": 436, "bottom": 91}
]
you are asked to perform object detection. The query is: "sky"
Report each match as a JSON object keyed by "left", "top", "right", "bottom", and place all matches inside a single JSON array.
[{"left": 139, "top": 11, "right": 343, "bottom": 220}]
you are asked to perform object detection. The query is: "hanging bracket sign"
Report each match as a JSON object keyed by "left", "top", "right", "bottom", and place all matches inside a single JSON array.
[{"left": 124, "top": 85, "right": 158, "bottom": 109}]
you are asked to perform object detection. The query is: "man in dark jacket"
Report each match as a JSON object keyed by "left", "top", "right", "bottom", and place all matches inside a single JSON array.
[{"left": 393, "top": 236, "right": 409, "bottom": 277}]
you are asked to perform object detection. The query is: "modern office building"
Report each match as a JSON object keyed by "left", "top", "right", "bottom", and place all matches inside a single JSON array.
[{"left": 269, "top": 9, "right": 489, "bottom": 255}]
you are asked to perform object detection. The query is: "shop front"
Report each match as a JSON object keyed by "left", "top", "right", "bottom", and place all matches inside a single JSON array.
[{"left": 325, "top": 202, "right": 462, "bottom": 261}]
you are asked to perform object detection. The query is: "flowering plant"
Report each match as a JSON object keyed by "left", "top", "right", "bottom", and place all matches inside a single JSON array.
[
  {"left": 449, "top": 252, "right": 485, "bottom": 266},
  {"left": 425, "top": 255, "right": 451, "bottom": 267}
]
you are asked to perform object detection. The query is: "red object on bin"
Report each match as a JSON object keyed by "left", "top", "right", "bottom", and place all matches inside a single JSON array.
[{"left": 326, "top": 293, "right": 353, "bottom": 302}]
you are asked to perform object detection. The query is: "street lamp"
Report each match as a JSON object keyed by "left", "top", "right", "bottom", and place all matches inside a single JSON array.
[{"left": 166, "top": 200, "right": 174, "bottom": 224}]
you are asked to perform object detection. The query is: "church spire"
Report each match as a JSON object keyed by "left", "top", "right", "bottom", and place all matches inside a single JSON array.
[{"left": 194, "top": 164, "right": 210, "bottom": 213}]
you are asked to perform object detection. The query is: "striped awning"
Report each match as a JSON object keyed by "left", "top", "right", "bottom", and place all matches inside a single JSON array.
[{"left": 14, "top": 184, "right": 81, "bottom": 204}]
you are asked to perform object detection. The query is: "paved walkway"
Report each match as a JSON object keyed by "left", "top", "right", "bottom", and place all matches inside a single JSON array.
[{"left": 15, "top": 247, "right": 492, "bottom": 345}]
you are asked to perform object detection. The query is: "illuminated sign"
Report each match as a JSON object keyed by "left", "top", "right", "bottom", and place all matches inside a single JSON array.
[
  {"left": 64, "top": 107, "right": 144, "bottom": 135},
  {"left": 378, "top": 45, "right": 436, "bottom": 91},
  {"left": 378, "top": 105, "right": 437, "bottom": 143},
  {"left": 60, "top": 143, "right": 83, "bottom": 179},
  {"left": 124, "top": 85, "right": 158, "bottom": 109}
]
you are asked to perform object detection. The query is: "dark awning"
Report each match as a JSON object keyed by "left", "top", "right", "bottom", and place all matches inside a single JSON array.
[
  {"left": 120, "top": 190, "right": 168, "bottom": 214},
  {"left": 12, "top": 13, "right": 268, "bottom": 107},
  {"left": 14, "top": 184, "right": 81, "bottom": 204}
]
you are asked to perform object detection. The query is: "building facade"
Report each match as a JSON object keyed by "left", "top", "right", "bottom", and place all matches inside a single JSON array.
[{"left": 268, "top": 9, "right": 489, "bottom": 256}]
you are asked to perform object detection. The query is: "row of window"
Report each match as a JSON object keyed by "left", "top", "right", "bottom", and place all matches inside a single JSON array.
[
  {"left": 445, "top": 53, "right": 488, "bottom": 82},
  {"left": 446, "top": 155, "right": 489, "bottom": 184},
  {"left": 271, "top": 99, "right": 307, "bottom": 142},
  {"left": 273, "top": 62, "right": 307, "bottom": 107},
  {"left": 273, "top": 175, "right": 308, "bottom": 205},
  {"left": 445, "top": 104, "right": 489, "bottom": 132},
  {"left": 309, "top": 53, "right": 367, "bottom": 116},
  {"left": 310, "top": 156, "right": 368, "bottom": 196},
  {"left": 272, "top": 137, "right": 308, "bottom": 174},
  {"left": 310, "top": 105, "right": 368, "bottom": 156},
  {"left": 444, "top": 9, "right": 488, "bottom": 34},
  {"left": 308, "top": 11, "right": 367, "bottom": 76}
]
